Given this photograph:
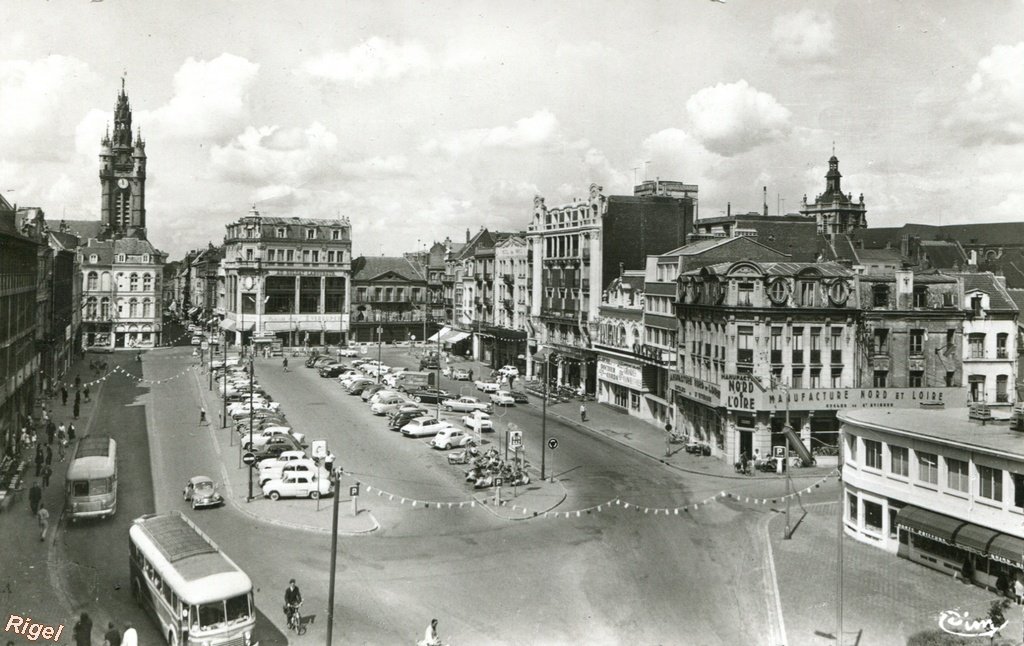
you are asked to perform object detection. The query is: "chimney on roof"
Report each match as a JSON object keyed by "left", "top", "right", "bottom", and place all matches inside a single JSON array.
[
  {"left": 727, "top": 202, "right": 731, "bottom": 218},
  {"left": 763, "top": 186, "right": 768, "bottom": 217},
  {"left": 466, "top": 228, "right": 470, "bottom": 243}
]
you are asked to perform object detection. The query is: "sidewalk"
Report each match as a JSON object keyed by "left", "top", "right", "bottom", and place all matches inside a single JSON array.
[{"left": 0, "top": 354, "right": 107, "bottom": 644}]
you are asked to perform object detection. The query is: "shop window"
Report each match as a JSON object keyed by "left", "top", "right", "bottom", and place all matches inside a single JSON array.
[
  {"left": 890, "top": 445, "right": 908, "bottom": 477},
  {"left": 946, "top": 458, "right": 969, "bottom": 493},
  {"left": 629, "top": 392, "right": 640, "bottom": 411},
  {"left": 863, "top": 500, "right": 883, "bottom": 533},
  {"left": 863, "top": 439, "right": 882, "bottom": 470},
  {"left": 917, "top": 451, "right": 938, "bottom": 485},
  {"left": 847, "top": 493, "right": 858, "bottom": 522},
  {"left": 978, "top": 465, "right": 1003, "bottom": 502}
]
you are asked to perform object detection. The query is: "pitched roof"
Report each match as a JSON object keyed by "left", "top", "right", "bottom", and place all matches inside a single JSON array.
[
  {"left": 351, "top": 256, "right": 425, "bottom": 281},
  {"left": 685, "top": 261, "right": 851, "bottom": 277},
  {"left": 1007, "top": 289, "right": 1024, "bottom": 318},
  {"left": 961, "top": 272, "right": 1018, "bottom": 311},
  {"left": 56, "top": 219, "right": 104, "bottom": 241},
  {"left": 919, "top": 240, "right": 968, "bottom": 270}
]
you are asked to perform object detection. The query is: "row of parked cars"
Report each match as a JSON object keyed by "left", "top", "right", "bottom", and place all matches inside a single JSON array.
[{"left": 212, "top": 358, "right": 333, "bottom": 501}]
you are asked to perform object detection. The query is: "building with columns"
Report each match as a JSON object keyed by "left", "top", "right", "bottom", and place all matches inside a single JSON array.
[{"left": 219, "top": 208, "right": 352, "bottom": 348}]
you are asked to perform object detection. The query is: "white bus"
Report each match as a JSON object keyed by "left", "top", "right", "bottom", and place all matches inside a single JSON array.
[
  {"left": 65, "top": 435, "right": 117, "bottom": 520},
  {"left": 129, "top": 512, "right": 258, "bottom": 646}
]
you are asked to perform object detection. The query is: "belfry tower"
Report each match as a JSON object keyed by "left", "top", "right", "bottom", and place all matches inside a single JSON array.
[
  {"left": 799, "top": 153, "right": 866, "bottom": 242},
  {"left": 99, "top": 78, "right": 147, "bottom": 239}
]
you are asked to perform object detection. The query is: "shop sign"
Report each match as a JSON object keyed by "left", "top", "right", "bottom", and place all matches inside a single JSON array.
[
  {"left": 723, "top": 375, "right": 762, "bottom": 412},
  {"left": 597, "top": 359, "right": 643, "bottom": 390},
  {"left": 631, "top": 343, "right": 668, "bottom": 364},
  {"left": 671, "top": 375, "right": 721, "bottom": 407},
  {"left": 765, "top": 387, "right": 963, "bottom": 411}
]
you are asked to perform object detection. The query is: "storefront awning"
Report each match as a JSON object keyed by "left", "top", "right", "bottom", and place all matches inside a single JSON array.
[
  {"left": 952, "top": 523, "right": 1000, "bottom": 556},
  {"left": 987, "top": 533, "right": 1024, "bottom": 568},
  {"left": 896, "top": 506, "right": 964, "bottom": 545},
  {"left": 444, "top": 331, "right": 470, "bottom": 343},
  {"left": 208, "top": 317, "right": 219, "bottom": 326},
  {"left": 219, "top": 320, "right": 236, "bottom": 332},
  {"left": 188, "top": 307, "right": 200, "bottom": 315},
  {"left": 427, "top": 326, "right": 451, "bottom": 343}
]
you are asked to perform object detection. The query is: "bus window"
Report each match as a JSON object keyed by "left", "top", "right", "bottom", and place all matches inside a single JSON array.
[
  {"left": 225, "top": 595, "right": 251, "bottom": 622},
  {"left": 90, "top": 478, "right": 111, "bottom": 494},
  {"left": 192, "top": 603, "right": 227, "bottom": 630}
]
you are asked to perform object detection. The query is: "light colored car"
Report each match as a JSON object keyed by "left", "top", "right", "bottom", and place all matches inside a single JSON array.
[
  {"left": 451, "top": 368, "right": 471, "bottom": 381},
  {"left": 191, "top": 335, "right": 203, "bottom": 345},
  {"left": 490, "top": 390, "right": 515, "bottom": 406},
  {"left": 462, "top": 411, "right": 494, "bottom": 432},
  {"left": 262, "top": 473, "right": 333, "bottom": 500},
  {"left": 257, "top": 449, "right": 307, "bottom": 469},
  {"left": 243, "top": 426, "right": 306, "bottom": 450},
  {"left": 259, "top": 459, "right": 320, "bottom": 487},
  {"left": 182, "top": 476, "right": 224, "bottom": 510},
  {"left": 442, "top": 396, "right": 492, "bottom": 413},
  {"left": 474, "top": 380, "right": 500, "bottom": 393},
  {"left": 369, "top": 389, "right": 401, "bottom": 405},
  {"left": 497, "top": 365, "right": 520, "bottom": 377},
  {"left": 371, "top": 395, "right": 411, "bottom": 416},
  {"left": 429, "top": 428, "right": 475, "bottom": 450},
  {"left": 336, "top": 347, "right": 359, "bottom": 357},
  {"left": 400, "top": 416, "right": 455, "bottom": 438}
]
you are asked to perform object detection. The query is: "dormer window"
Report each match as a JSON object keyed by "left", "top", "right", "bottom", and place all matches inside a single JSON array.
[
  {"left": 971, "top": 295, "right": 983, "bottom": 317},
  {"left": 306, "top": 229, "right": 316, "bottom": 240},
  {"left": 872, "top": 284, "right": 889, "bottom": 308},
  {"left": 332, "top": 229, "right": 341, "bottom": 241},
  {"left": 913, "top": 286, "right": 928, "bottom": 308},
  {"left": 89, "top": 254, "right": 98, "bottom": 264},
  {"left": 117, "top": 254, "right": 125, "bottom": 263},
  {"left": 277, "top": 228, "right": 286, "bottom": 238}
]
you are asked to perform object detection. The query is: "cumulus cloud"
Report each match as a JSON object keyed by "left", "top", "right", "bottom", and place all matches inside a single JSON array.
[
  {"left": 771, "top": 10, "right": 835, "bottom": 62},
  {"left": 685, "top": 80, "right": 792, "bottom": 156},
  {"left": 144, "top": 53, "right": 259, "bottom": 141},
  {"left": 421, "top": 110, "right": 570, "bottom": 157},
  {"left": 210, "top": 122, "right": 339, "bottom": 185},
  {"left": 947, "top": 42, "right": 1024, "bottom": 145},
  {"left": 0, "top": 55, "right": 95, "bottom": 160},
  {"left": 302, "top": 37, "right": 431, "bottom": 86}
]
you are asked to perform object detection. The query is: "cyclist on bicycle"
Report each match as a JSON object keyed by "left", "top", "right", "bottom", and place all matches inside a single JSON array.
[{"left": 284, "top": 579, "right": 303, "bottom": 627}]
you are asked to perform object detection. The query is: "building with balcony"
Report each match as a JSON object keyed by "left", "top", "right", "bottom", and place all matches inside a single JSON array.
[
  {"left": 350, "top": 256, "right": 439, "bottom": 344},
  {"left": 840, "top": 406, "right": 1024, "bottom": 592},
  {"left": 957, "top": 272, "right": 1018, "bottom": 406},
  {"left": 181, "top": 245, "right": 224, "bottom": 325},
  {"left": 80, "top": 237, "right": 165, "bottom": 350},
  {"left": 0, "top": 197, "right": 39, "bottom": 455},
  {"left": 528, "top": 182, "right": 696, "bottom": 393},
  {"left": 594, "top": 270, "right": 649, "bottom": 417},
  {"left": 491, "top": 234, "right": 530, "bottom": 374},
  {"left": 220, "top": 207, "right": 352, "bottom": 348}
]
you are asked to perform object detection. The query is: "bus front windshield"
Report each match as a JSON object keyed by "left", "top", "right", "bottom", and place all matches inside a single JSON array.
[{"left": 190, "top": 595, "right": 252, "bottom": 632}]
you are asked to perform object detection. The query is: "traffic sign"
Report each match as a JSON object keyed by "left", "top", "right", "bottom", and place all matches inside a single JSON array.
[
  {"left": 547, "top": 438, "right": 558, "bottom": 450},
  {"left": 349, "top": 484, "right": 360, "bottom": 497},
  {"left": 311, "top": 440, "right": 327, "bottom": 459},
  {"left": 508, "top": 430, "right": 523, "bottom": 451},
  {"left": 494, "top": 477, "right": 503, "bottom": 487},
  {"left": 201, "top": 342, "right": 209, "bottom": 351},
  {"left": 242, "top": 452, "right": 256, "bottom": 466}
]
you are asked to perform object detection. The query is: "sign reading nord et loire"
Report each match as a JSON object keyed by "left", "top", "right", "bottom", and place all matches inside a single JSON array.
[{"left": 765, "top": 387, "right": 965, "bottom": 411}]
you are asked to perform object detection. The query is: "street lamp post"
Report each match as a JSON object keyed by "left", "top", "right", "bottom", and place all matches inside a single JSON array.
[
  {"left": 376, "top": 325, "right": 383, "bottom": 383},
  {"left": 325, "top": 458, "right": 340, "bottom": 646},
  {"left": 222, "top": 329, "right": 228, "bottom": 433},
  {"left": 536, "top": 348, "right": 551, "bottom": 481},
  {"left": 246, "top": 353, "right": 254, "bottom": 502}
]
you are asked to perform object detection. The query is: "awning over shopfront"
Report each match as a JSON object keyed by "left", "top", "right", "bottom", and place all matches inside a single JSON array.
[
  {"left": 952, "top": 523, "right": 1000, "bottom": 556},
  {"left": 208, "top": 317, "right": 219, "bottom": 326},
  {"left": 188, "top": 307, "right": 200, "bottom": 316},
  {"left": 427, "top": 326, "right": 451, "bottom": 343},
  {"left": 444, "top": 330, "right": 470, "bottom": 343},
  {"left": 219, "top": 320, "right": 236, "bottom": 332},
  {"left": 987, "top": 533, "right": 1024, "bottom": 568},
  {"left": 896, "top": 506, "right": 964, "bottom": 545}
]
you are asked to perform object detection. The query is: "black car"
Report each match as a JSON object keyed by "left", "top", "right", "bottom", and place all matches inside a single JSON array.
[
  {"left": 347, "top": 379, "right": 375, "bottom": 395},
  {"left": 251, "top": 442, "right": 294, "bottom": 461},
  {"left": 318, "top": 363, "right": 348, "bottom": 377},
  {"left": 406, "top": 388, "right": 452, "bottom": 404},
  {"left": 304, "top": 355, "right": 321, "bottom": 368},
  {"left": 388, "top": 408, "right": 430, "bottom": 431},
  {"left": 509, "top": 391, "right": 530, "bottom": 404}
]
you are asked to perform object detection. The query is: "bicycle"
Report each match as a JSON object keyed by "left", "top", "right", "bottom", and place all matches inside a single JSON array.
[{"left": 285, "top": 602, "right": 310, "bottom": 635}]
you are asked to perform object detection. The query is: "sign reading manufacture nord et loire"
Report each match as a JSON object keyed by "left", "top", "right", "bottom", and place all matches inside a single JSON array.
[{"left": 764, "top": 387, "right": 965, "bottom": 411}]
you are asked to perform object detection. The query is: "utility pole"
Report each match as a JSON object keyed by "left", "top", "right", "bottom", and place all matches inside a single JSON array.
[
  {"left": 246, "top": 352, "right": 254, "bottom": 502},
  {"left": 325, "top": 458, "right": 340, "bottom": 646}
]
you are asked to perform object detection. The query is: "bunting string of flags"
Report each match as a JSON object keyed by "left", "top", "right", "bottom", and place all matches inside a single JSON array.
[
  {"left": 343, "top": 469, "right": 839, "bottom": 519},
  {"left": 109, "top": 363, "right": 198, "bottom": 386}
]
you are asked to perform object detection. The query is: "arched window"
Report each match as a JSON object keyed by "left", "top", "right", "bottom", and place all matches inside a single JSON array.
[
  {"left": 129, "top": 298, "right": 139, "bottom": 317},
  {"left": 85, "top": 297, "right": 98, "bottom": 319},
  {"left": 142, "top": 273, "right": 152, "bottom": 291},
  {"left": 129, "top": 273, "right": 139, "bottom": 291},
  {"left": 617, "top": 324, "right": 627, "bottom": 347},
  {"left": 86, "top": 272, "right": 98, "bottom": 290},
  {"left": 633, "top": 327, "right": 641, "bottom": 347},
  {"left": 142, "top": 299, "right": 152, "bottom": 318},
  {"left": 100, "top": 297, "right": 110, "bottom": 320}
]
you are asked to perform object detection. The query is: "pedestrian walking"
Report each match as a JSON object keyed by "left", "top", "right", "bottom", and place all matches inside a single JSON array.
[
  {"left": 45, "top": 444, "right": 53, "bottom": 466},
  {"left": 41, "top": 464, "right": 52, "bottom": 488},
  {"left": 103, "top": 623, "right": 120, "bottom": 646},
  {"left": 29, "top": 481, "right": 42, "bottom": 514},
  {"left": 37, "top": 505, "right": 50, "bottom": 541},
  {"left": 120, "top": 624, "right": 136, "bottom": 646},
  {"left": 73, "top": 612, "right": 92, "bottom": 646},
  {"left": 68, "top": 422, "right": 77, "bottom": 441},
  {"left": 21, "top": 427, "right": 31, "bottom": 454},
  {"left": 580, "top": 403, "right": 587, "bottom": 423},
  {"left": 84, "top": 384, "right": 91, "bottom": 402},
  {"left": 61, "top": 386, "right": 68, "bottom": 406},
  {"left": 282, "top": 357, "right": 289, "bottom": 372},
  {"left": 73, "top": 400, "right": 80, "bottom": 420},
  {"left": 34, "top": 444, "right": 43, "bottom": 476},
  {"left": 468, "top": 369, "right": 474, "bottom": 382},
  {"left": 74, "top": 375, "right": 82, "bottom": 390},
  {"left": 46, "top": 422, "right": 55, "bottom": 446},
  {"left": 74, "top": 389, "right": 81, "bottom": 407},
  {"left": 58, "top": 436, "right": 67, "bottom": 462},
  {"left": 199, "top": 408, "right": 207, "bottom": 425}
]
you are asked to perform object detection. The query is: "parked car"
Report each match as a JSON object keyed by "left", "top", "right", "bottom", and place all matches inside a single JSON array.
[
  {"left": 497, "top": 365, "right": 520, "bottom": 378},
  {"left": 462, "top": 411, "right": 494, "bottom": 432},
  {"left": 243, "top": 427, "right": 306, "bottom": 450},
  {"left": 262, "top": 473, "right": 333, "bottom": 500},
  {"left": 429, "top": 428, "right": 476, "bottom": 450},
  {"left": 388, "top": 408, "right": 430, "bottom": 431},
  {"left": 336, "top": 347, "right": 359, "bottom": 357},
  {"left": 400, "top": 416, "right": 455, "bottom": 438},
  {"left": 191, "top": 335, "right": 203, "bottom": 345},
  {"left": 251, "top": 442, "right": 297, "bottom": 462},
  {"left": 368, "top": 389, "right": 401, "bottom": 405},
  {"left": 509, "top": 391, "right": 530, "bottom": 404},
  {"left": 406, "top": 388, "right": 452, "bottom": 404},
  {"left": 257, "top": 449, "right": 308, "bottom": 469},
  {"left": 182, "top": 476, "right": 224, "bottom": 509},
  {"left": 474, "top": 380, "right": 501, "bottom": 393},
  {"left": 442, "top": 396, "right": 493, "bottom": 413},
  {"left": 371, "top": 394, "right": 412, "bottom": 416},
  {"left": 346, "top": 378, "right": 375, "bottom": 394},
  {"left": 489, "top": 390, "right": 516, "bottom": 406},
  {"left": 451, "top": 368, "right": 471, "bottom": 381},
  {"left": 259, "top": 459, "right": 320, "bottom": 487},
  {"left": 308, "top": 356, "right": 335, "bottom": 369},
  {"left": 361, "top": 384, "right": 388, "bottom": 401},
  {"left": 318, "top": 363, "right": 349, "bottom": 378}
]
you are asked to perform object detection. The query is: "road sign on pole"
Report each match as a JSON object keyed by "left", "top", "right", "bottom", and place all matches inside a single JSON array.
[
  {"left": 241, "top": 452, "right": 256, "bottom": 466},
  {"left": 508, "top": 430, "right": 523, "bottom": 451}
]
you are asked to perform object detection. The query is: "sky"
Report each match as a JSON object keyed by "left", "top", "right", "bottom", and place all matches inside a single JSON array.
[{"left": 2, "top": 1, "right": 1024, "bottom": 260}]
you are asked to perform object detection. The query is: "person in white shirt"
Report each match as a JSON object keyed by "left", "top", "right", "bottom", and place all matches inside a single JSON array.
[
  {"left": 120, "top": 624, "right": 137, "bottom": 646},
  {"left": 419, "top": 618, "right": 441, "bottom": 646}
]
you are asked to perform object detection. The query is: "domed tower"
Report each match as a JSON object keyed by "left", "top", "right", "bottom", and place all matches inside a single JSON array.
[
  {"left": 799, "top": 153, "right": 867, "bottom": 242},
  {"left": 99, "top": 77, "right": 148, "bottom": 240}
]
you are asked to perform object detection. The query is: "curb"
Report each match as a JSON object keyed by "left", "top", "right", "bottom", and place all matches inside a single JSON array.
[{"left": 471, "top": 479, "right": 568, "bottom": 521}]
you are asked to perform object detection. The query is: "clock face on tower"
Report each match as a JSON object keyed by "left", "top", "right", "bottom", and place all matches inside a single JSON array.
[{"left": 117, "top": 178, "right": 129, "bottom": 190}]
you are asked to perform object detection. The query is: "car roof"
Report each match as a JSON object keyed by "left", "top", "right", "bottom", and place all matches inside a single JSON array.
[{"left": 189, "top": 476, "right": 214, "bottom": 485}]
